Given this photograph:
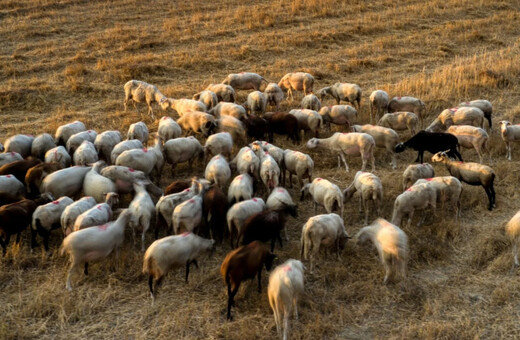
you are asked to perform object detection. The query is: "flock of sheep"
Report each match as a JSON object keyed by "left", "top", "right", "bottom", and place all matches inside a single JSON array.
[{"left": 2, "top": 71, "right": 520, "bottom": 339}]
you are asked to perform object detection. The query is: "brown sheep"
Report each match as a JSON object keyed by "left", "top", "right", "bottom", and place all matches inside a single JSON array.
[
  {"left": 0, "top": 157, "right": 41, "bottom": 184},
  {"left": 25, "top": 162, "right": 63, "bottom": 197}
]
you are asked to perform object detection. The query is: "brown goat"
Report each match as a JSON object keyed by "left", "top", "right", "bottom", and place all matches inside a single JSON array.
[
  {"left": 243, "top": 116, "right": 268, "bottom": 141},
  {"left": 202, "top": 184, "right": 228, "bottom": 244},
  {"left": 220, "top": 241, "right": 277, "bottom": 320},
  {"left": 164, "top": 180, "right": 191, "bottom": 196},
  {"left": 0, "top": 157, "right": 41, "bottom": 184},
  {"left": 25, "top": 162, "right": 63, "bottom": 197},
  {"left": 264, "top": 112, "right": 300, "bottom": 144}
]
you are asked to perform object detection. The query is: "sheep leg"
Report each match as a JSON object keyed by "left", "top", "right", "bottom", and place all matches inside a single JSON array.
[
  {"left": 66, "top": 261, "right": 80, "bottom": 291},
  {"left": 364, "top": 199, "right": 369, "bottom": 225},
  {"left": 407, "top": 211, "right": 414, "bottom": 228},
  {"left": 227, "top": 285, "right": 239, "bottom": 321},
  {"left": 15, "top": 232, "right": 21, "bottom": 244},
  {"left": 390, "top": 153, "right": 397, "bottom": 170},
  {"left": 43, "top": 232, "right": 50, "bottom": 253},
  {"left": 84, "top": 262, "right": 88, "bottom": 275},
  {"left": 185, "top": 261, "right": 191, "bottom": 283},
  {"left": 484, "top": 187, "right": 494, "bottom": 211},
  {"left": 148, "top": 275, "right": 154, "bottom": 297},
  {"left": 152, "top": 276, "right": 163, "bottom": 303},
  {"left": 293, "top": 297, "right": 299, "bottom": 320},
  {"left": 0, "top": 237, "right": 6, "bottom": 256},
  {"left": 339, "top": 152, "right": 349, "bottom": 172},
  {"left": 513, "top": 243, "right": 519, "bottom": 268},
  {"left": 383, "top": 261, "right": 391, "bottom": 284},
  {"left": 283, "top": 312, "right": 289, "bottom": 340},
  {"left": 288, "top": 173, "right": 293, "bottom": 188}
]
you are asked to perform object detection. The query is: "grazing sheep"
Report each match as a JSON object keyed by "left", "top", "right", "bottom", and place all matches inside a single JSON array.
[
  {"left": 204, "top": 132, "right": 233, "bottom": 162},
  {"left": 115, "top": 136, "right": 164, "bottom": 183},
  {"left": 222, "top": 72, "right": 268, "bottom": 91},
  {"left": 431, "top": 151, "right": 496, "bottom": 210},
  {"left": 259, "top": 152, "right": 281, "bottom": 194},
  {"left": 0, "top": 151, "right": 23, "bottom": 167},
  {"left": 263, "top": 112, "right": 300, "bottom": 144},
  {"left": 230, "top": 146, "right": 260, "bottom": 180},
  {"left": 0, "top": 174, "right": 25, "bottom": 206},
  {"left": 282, "top": 149, "right": 313, "bottom": 189},
  {"left": 264, "top": 83, "right": 284, "bottom": 110},
  {"left": 217, "top": 115, "right": 247, "bottom": 145},
  {"left": 202, "top": 184, "right": 228, "bottom": 243},
  {"left": 499, "top": 120, "right": 520, "bottom": 161},
  {"left": 193, "top": 90, "right": 218, "bottom": 110},
  {"left": 128, "top": 182, "right": 155, "bottom": 251},
  {"left": 351, "top": 124, "right": 400, "bottom": 169},
  {"left": 100, "top": 165, "right": 148, "bottom": 186},
  {"left": 94, "top": 130, "right": 122, "bottom": 164},
  {"left": 244, "top": 91, "right": 267, "bottom": 116},
  {"left": 278, "top": 72, "right": 314, "bottom": 100},
  {"left": 306, "top": 132, "right": 375, "bottom": 172},
  {"left": 169, "top": 98, "right": 207, "bottom": 117},
  {"left": 427, "top": 107, "right": 485, "bottom": 132},
  {"left": 127, "top": 122, "right": 149, "bottom": 146},
  {"left": 447, "top": 125, "right": 489, "bottom": 163},
  {"left": 55, "top": 121, "right": 86, "bottom": 146},
  {"left": 61, "top": 209, "right": 133, "bottom": 291},
  {"left": 204, "top": 154, "right": 231, "bottom": 190},
  {"left": 415, "top": 176, "right": 462, "bottom": 220},
  {"left": 394, "top": 131, "right": 462, "bottom": 163},
  {"left": 60, "top": 196, "right": 97, "bottom": 236},
  {"left": 205, "top": 83, "right": 236, "bottom": 103},
  {"left": 289, "top": 109, "right": 322, "bottom": 138},
  {"left": 25, "top": 161, "right": 62, "bottom": 197},
  {"left": 300, "top": 213, "right": 349, "bottom": 273},
  {"left": 301, "top": 94, "right": 322, "bottom": 111},
  {"left": 43, "top": 146, "right": 69, "bottom": 167},
  {"left": 31, "top": 133, "right": 56, "bottom": 160},
  {"left": 243, "top": 115, "right": 268, "bottom": 141},
  {"left": 110, "top": 139, "right": 144, "bottom": 164},
  {"left": 391, "top": 182, "right": 437, "bottom": 227},
  {"left": 31, "top": 196, "right": 74, "bottom": 252},
  {"left": 227, "top": 198, "right": 265, "bottom": 248},
  {"left": 172, "top": 188, "right": 206, "bottom": 235},
  {"left": 82, "top": 161, "right": 117, "bottom": 203},
  {"left": 317, "top": 83, "right": 362, "bottom": 109},
  {"left": 268, "top": 259, "right": 305, "bottom": 340},
  {"left": 458, "top": 99, "right": 493, "bottom": 128},
  {"left": 266, "top": 187, "right": 298, "bottom": 241},
  {"left": 163, "top": 136, "right": 203, "bottom": 175},
  {"left": 66, "top": 130, "right": 97, "bottom": 155},
  {"left": 301, "top": 177, "right": 344, "bottom": 218},
  {"left": 318, "top": 105, "right": 357, "bottom": 130},
  {"left": 210, "top": 102, "right": 247, "bottom": 120},
  {"left": 73, "top": 192, "right": 119, "bottom": 231},
  {"left": 343, "top": 171, "right": 383, "bottom": 224},
  {"left": 73, "top": 140, "right": 99, "bottom": 166},
  {"left": 177, "top": 110, "right": 217, "bottom": 137},
  {"left": 228, "top": 173, "right": 254, "bottom": 205},
  {"left": 143, "top": 232, "right": 215, "bottom": 303},
  {"left": 0, "top": 156, "right": 41, "bottom": 184},
  {"left": 378, "top": 112, "right": 418, "bottom": 136},
  {"left": 369, "top": 90, "right": 389, "bottom": 122},
  {"left": 250, "top": 141, "right": 284, "bottom": 167},
  {"left": 157, "top": 116, "right": 182, "bottom": 142},
  {"left": 40, "top": 166, "right": 91, "bottom": 199},
  {"left": 402, "top": 163, "right": 435, "bottom": 190},
  {"left": 356, "top": 218, "right": 408, "bottom": 284},
  {"left": 506, "top": 210, "right": 520, "bottom": 268},
  {"left": 123, "top": 80, "right": 170, "bottom": 120},
  {"left": 388, "top": 96, "right": 426, "bottom": 127},
  {"left": 221, "top": 241, "right": 277, "bottom": 320},
  {"left": 3, "top": 134, "right": 34, "bottom": 158}
]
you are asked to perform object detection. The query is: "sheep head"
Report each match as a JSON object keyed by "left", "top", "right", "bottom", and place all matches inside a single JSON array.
[
  {"left": 431, "top": 151, "right": 449, "bottom": 163},
  {"left": 394, "top": 143, "right": 406, "bottom": 153},
  {"left": 306, "top": 138, "right": 319, "bottom": 149}
]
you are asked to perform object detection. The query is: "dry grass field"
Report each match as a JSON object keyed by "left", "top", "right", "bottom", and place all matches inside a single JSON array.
[{"left": 1, "top": 0, "right": 520, "bottom": 339}]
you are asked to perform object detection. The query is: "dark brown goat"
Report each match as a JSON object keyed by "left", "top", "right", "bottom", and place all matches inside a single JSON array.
[
  {"left": 202, "top": 184, "right": 228, "bottom": 244},
  {"left": 243, "top": 116, "right": 268, "bottom": 141},
  {"left": 220, "top": 241, "right": 276, "bottom": 320},
  {"left": 0, "top": 157, "right": 41, "bottom": 184},
  {"left": 25, "top": 162, "right": 63, "bottom": 197},
  {"left": 263, "top": 112, "right": 300, "bottom": 144},
  {"left": 164, "top": 180, "right": 191, "bottom": 196}
]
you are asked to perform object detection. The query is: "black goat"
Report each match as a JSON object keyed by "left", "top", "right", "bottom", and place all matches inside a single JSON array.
[{"left": 395, "top": 130, "right": 462, "bottom": 163}]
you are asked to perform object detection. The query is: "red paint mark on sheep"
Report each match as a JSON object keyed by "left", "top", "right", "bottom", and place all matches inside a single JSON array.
[
  {"left": 237, "top": 176, "right": 242, "bottom": 179},
  {"left": 52, "top": 200, "right": 59, "bottom": 204},
  {"left": 143, "top": 148, "right": 148, "bottom": 152},
  {"left": 98, "top": 224, "right": 108, "bottom": 231},
  {"left": 253, "top": 198, "right": 258, "bottom": 202},
  {"left": 129, "top": 168, "right": 135, "bottom": 172},
  {"left": 283, "top": 266, "right": 292, "bottom": 272},
  {"left": 277, "top": 189, "right": 284, "bottom": 193},
  {"left": 189, "top": 199, "right": 195, "bottom": 203},
  {"left": 87, "top": 130, "right": 92, "bottom": 133},
  {"left": 181, "top": 232, "right": 190, "bottom": 237},
  {"left": 425, "top": 178, "right": 433, "bottom": 181},
  {"left": 316, "top": 178, "right": 322, "bottom": 181},
  {"left": 397, "top": 97, "right": 402, "bottom": 100},
  {"left": 162, "top": 116, "right": 168, "bottom": 120},
  {"left": 6, "top": 174, "right": 12, "bottom": 178},
  {"left": 97, "top": 205, "right": 102, "bottom": 210}
]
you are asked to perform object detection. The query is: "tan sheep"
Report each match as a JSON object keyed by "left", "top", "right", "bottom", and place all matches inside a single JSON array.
[
  {"left": 377, "top": 112, "right": 418, "bottom": 136},
  {"left": 300, "top": 178, "right": 344, "bottom": 218},
  {"left": 344, "top": 171, "right": 383, "bottom": 224},
  {"left": 499, "top": 120, "right": 520, "bottom": 161},
  {"left": 289, "top": 109, "right": 322, "bottom": 138},
  {"left": 318, "top": 105, "right": 357, "bottom": 130},
  {"left": 391, "top": 182, "right": 437, "bottom": 228},
  {"left": 317, "top": 83, "right": 362, "bottom": 109},
  {"left": 123, "top": 80, "right": 170, "bottom": 120},
  {"left": 414, "top": 176, "right": 462, "bottom": 221},
  {"left": 205, "top": 83, "right": 236, "bottom": 103},
  {"left": 351, "top": 124, "right": 400, "bottom": 169},
  {"left": 278, "top": 72, "right": 314, "bottom": 100},
  {"left": 169, "top": 98, "right": 207, "bottom": 117},
  {"left": 387, "top": 96, "right": 426, "bottom": 127},
  {"left": 192, "top": 90, "right": 218, "bottom": 110},
  {"left": 458, "top": 99, "right": 492, "bottom": 129},
  {"left": 300, "top": 94, "right": 322, "bottom": 111},
  {"left": 446, "top": 125, "right": 489, "bottom": 163},
  {"left": 244, "top": 91, "right": 267, "bottom": 116},
  {"left": 264, "top": 83, "right": 284, "bottom": 110},
  {"left": 281, "top": 149, "right": 313, "bottom": 189},
  {"left": 505, "top": 210, "right": 520, "bottom": 268},
  {"left": 369, "top": 90, "right": 389, "bottom": 123},
  {"left": 176, "top": 110, "right": 217, "bottom": 137},
  {"left": 222, "top": 72, "right": 268, "bottom": 91},
  {"left": 402, "top": 163, "right": 435, "bottom": 191}
]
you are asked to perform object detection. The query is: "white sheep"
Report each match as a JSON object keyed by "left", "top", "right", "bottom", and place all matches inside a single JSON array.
[
  {"left": 222, "top": 72, "right": 268, "bottom": 91},
  {"left": 3, "top": 134, "right": 34, "bottom": 158},
  {"left": 343, "top": 171, "right": 383, "bottom": 224},
  {"left": 318, "top": 105, "right": 357, "bottom": 130},
  {"left": 356, "top": 218, "right": 408, "bottom": 284},
  {"left": 282, "top": 149, "right": 313, "bottom": 189},
  {"left": 391, "top": 182, "right": 437, "bottom": 228},
  {"left": 32, "top": 196, "right": 74, "bottom": 252},
  {"left": 177, "top": 110, "right": 217, "bottom": 137},
  {"left": 244, "top": 91, "right": 267, "bottom": 116},
  {"left": 351, "top": 124, "right": 400, "bottom": 169},
  {"left": 110, "top": 139, "right": 144, "bottom": 164},
  {"left": 0, "top": 151, "right": 23, "bottom": 167},
  {"left": 300, "top": 213, "right": 349, "bottom": 273},
  {"left": 230, "top": 146, "right": 260, "bottom": 179},
  {"left": 172, "top": 193, "right": 204, "bottom": 235},
  {"left": 228, "top": 173, "right": 254, "bottom": 205},
  {"left": 123, "top": 80, "right": 170, "bottom": 120},
  {"left": 31, "top": 133, "right": 56, "bottom": 160},
  {"left": 83, "top": 161, "right": 117, "bottom": 203},
  {"left": 427, "top": 107, "right": 485, "bottom": 132},
  {"left": 300, "top": 93, "right": 322, "bottom": 111},
  {"left": 127, "top": 121, "right": 149, "bottom": 146},
  {"left": 266, "top": 187, "right": 298, "bottom": 241},
  {"left": 169, "top": 98, "right": 207, "bottom": 117},
  {"left": 163, "top": 136, "right": 203, "bottom": 175},
  {"left": 73, "top": 192, "right": 119, "bottom": 231},
  {"left": 402, "top": 163, "right": 435, "bottom": 190},
  {"left": 317, "top": 83, "right": 362, "bottom": 109},
  {"left": 128, "top": 182, "right": 155, "bottom": 251},
  {"left": 66, "top": 130, "right": 97, "bottom": 155},
  {"left": 61, "top": 209, "right": 133, "bottom": 291},
  {"left": 506, "top": 210, "right": 520, "bottom": 268},
  {"left": 143, "top": 232, "right": 215, "bottom": 303},
  {"left": 115, "top": 136, "right": 164, "bottom": 183},
  {"left": 458, "top": 99, "right": 493, "bottom": 129},
  {"left": 250, "top": 141, "right": 284, "bottom": 167},
  {"left": 414, "top": 176, "right": 462, "bottom": 220},
  {"left": 306, "top": 132, "right": 375, "bottom": 172},
  {"left": 204, "top": 132, "right": 233, "bottom": 162},
  {"left": 157, "top": 116, "right": 182, "bottom": 142},
  {"left": 278, "top": 72, "right": 314, "bottom": 100},
  {"left": 94, "top": 130, "right": 122, "bottom": 164},
  {"left": 204, "top": 154, "right": 231, "bottom": 190},
  {"left": 264, "top": 83, "right": 284, "bottom": 110},
  {"left": 268, "top": 259, "right": 305, "bottom": 340},
  {"left": 73, "top": 140, "right": 99, "bottom": 166},
  {"left": 369, "top": 90, "right": 389, "bottom": 123},
  {"left": 301, "top": 178, "right": 344, "bottom": 218},
  {"left": 226, "top": 197, "right": 265, "bottom": 247},
  {"left": 259, "top": 151, "right": 281, "bottom": 194},
  {"left": 55, "top": 121, "right": 86, "bottom": 146},
  {"left": 387, "top": 96, "right": 426, "bottom": 127},
  {"left": 0, "top": 174, "right": 25, "bottom": 203},
  {"left": 209, "top": 102, "right": 247, "bottom": 120},
  {"left": 205, "top": 83, "right": 236, "bottom": 102},
  {"left": 60, "top": 196, "right": 97, "bottom": 236},
  {"left": 446, "top": 125, "right": 489, "bottom": 163},
  {"left": 377, "top": 112, "right": 418, "bottom": 136},
  {"left": 192, "top": 90, "right": 218, "bottom": 110},
  {"left": 217, "top": 115, "right": 247, "bottom": 145},
  {"left": 289, "top": 109, "right": 322, "bottom": 138},
  {"left": 40, "top": 166, "right": 91, "bottom": 198},
  {"left": 499, "top": 120, "right": 520, "bottom": 161},
  {"left": 100, "top": 165, "right": 148, "bottom": 185}
]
